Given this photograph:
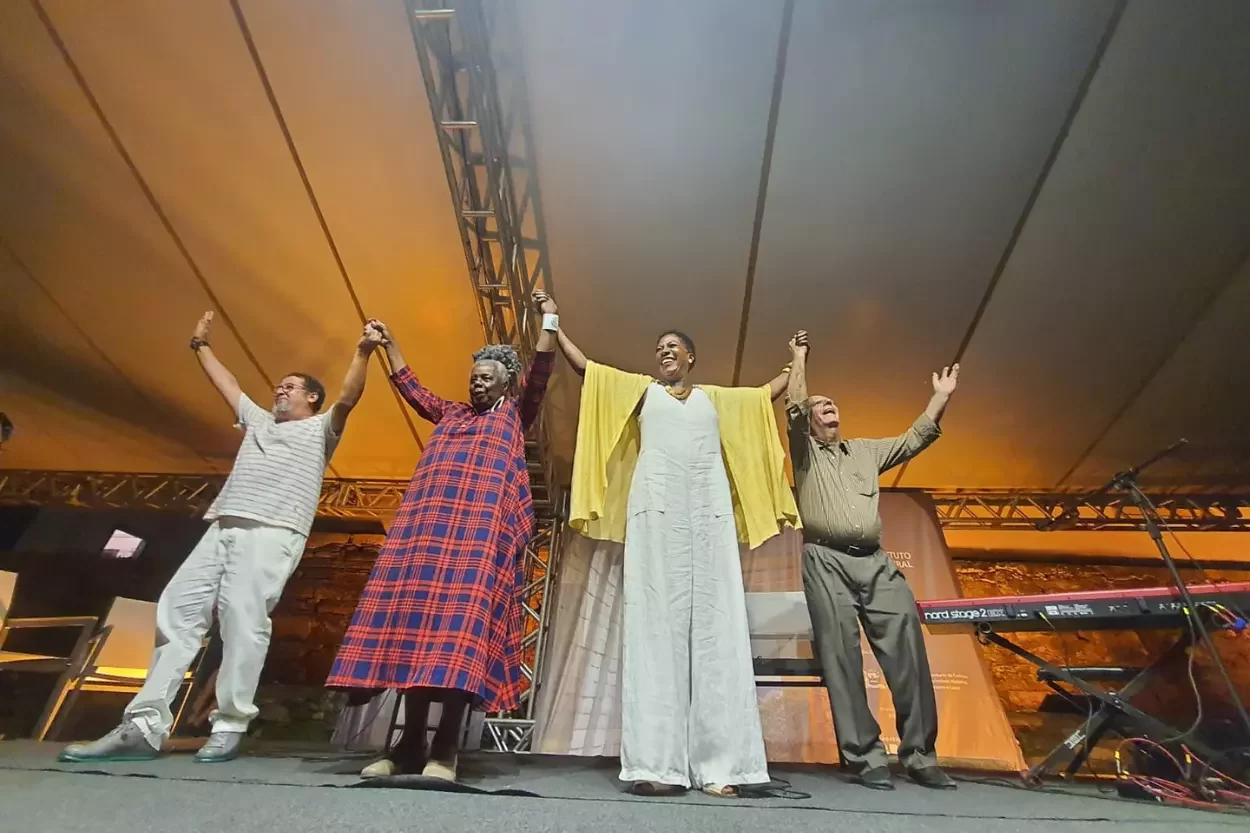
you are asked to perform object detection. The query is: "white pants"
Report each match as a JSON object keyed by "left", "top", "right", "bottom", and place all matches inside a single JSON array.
[{"left": 125, "top": 518, "right": 305, "bottom": 749}]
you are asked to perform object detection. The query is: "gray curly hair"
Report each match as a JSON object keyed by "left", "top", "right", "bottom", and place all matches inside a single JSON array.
[{"left": 472, "top": 344, "right": 523, "bottom": 387}]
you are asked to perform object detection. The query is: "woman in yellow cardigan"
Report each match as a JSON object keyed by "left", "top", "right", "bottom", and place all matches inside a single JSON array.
[{"left": 541, "top": 290, "right": 802, "bottom": 797}]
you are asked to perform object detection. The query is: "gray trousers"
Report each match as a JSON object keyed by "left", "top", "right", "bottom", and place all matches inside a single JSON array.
[{"left": 801, "top": 542, "right": 939, "bottom": 772}]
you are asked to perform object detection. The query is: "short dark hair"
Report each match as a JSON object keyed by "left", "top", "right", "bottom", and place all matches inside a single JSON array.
[
  {"left": 289, "top": 372, "right": 326, "bottom": 413},
  {"left": 657, "top": 330, "right": 696, "bottom": 356}
]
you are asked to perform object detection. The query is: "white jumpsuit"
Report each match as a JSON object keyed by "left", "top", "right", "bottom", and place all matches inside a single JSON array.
[{"left": 619, "top": 384, "right": 770, "bottom": 788}]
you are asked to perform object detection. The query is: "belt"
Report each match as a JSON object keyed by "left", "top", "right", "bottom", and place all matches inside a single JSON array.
[{"left": 804, "top": 537, "right": 879, "bottom": 557}]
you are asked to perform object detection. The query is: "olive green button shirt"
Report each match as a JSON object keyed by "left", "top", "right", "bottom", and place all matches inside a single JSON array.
[{"left": 787, "top": 403, "right": 941, "bottom": 550}]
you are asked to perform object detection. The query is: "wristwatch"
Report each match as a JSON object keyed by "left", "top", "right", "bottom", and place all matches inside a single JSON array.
[{"left": 190, "top": 337, "right": 210, "bottom": 351}]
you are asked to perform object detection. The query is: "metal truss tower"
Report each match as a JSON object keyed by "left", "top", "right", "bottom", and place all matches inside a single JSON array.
[
  {"left": 403, "top": 0, "right": 558, "bottom": 751},
  {"left": 404, "top": 0, "right": 549, "bottom": 362}
]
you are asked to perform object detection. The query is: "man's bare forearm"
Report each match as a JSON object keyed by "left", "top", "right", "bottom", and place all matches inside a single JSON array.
[
  {"left": 196, "top": 346, "right": 243, "bottom": 412},
  {"left": 337, "top": 349, "right": 371, "bottom": 409},
  {"left": 329, "top": 346, "right": 373, "bottom": 435},
  {"left": 924, "top": 391, "right": 951, "bottom": 424},
  {"left": 787, "top": 352, "right": 808, "bottom": 405}
]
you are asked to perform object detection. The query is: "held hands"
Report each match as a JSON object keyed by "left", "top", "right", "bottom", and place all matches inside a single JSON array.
[
  {"left": 932, "top": 363, "right": 960, "bottom": 396},
  {"left": 366, "top": 318, "right": 393, "bottom": 347},
  {"left": 788, "top": 330, "right": 809, "bottom": 360},
  {"left": 358, "top": 321, "right": 385, "bottom": 354},
  {"left": 532, "top": 289, "right": 558, "bottom": 315}
]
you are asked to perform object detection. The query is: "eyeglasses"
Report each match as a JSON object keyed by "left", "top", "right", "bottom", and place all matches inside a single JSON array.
[{"left": 274, "top": 383, "right": 306, "bottom": 394}]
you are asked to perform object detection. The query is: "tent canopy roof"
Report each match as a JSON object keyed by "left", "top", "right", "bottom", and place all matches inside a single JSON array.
[{"left": 2, "top": 0, "right": 1247, "bottom": 492}]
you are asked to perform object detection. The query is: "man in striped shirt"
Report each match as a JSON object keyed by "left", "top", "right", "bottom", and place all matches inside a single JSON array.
[{"left": 60, "top": 311, "right": 381, "bottom": 764}]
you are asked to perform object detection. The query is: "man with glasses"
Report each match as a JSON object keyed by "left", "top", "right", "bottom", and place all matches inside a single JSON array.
[{"left": 61, "top": 311, "right": 381, "bottom": 764}]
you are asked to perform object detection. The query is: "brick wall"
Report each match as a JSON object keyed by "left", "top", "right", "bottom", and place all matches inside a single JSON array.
[{"left": 264, "top": 532, "right": 385, "bottom": 686}]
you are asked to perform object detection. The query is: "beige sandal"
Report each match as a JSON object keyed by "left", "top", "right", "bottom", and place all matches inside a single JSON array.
[{"left": 702, "top": 784, "right": 739, "bottom": 798}]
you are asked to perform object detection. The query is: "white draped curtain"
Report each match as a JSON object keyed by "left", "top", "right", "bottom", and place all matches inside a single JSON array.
[{"left": 532, "top": 529, "right": 846, "bottom": 763}]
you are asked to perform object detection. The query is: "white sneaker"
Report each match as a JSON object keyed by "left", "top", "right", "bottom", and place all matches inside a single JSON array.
[
  {"left": 58, "top": 722, "right": 159, "bottom": 763},
  {"left": 194, "top": 731, "right": 243, "bottom": 763}
]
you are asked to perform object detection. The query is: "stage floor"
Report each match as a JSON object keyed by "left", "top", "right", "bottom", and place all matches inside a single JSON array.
[{"left": 0, "top": 741, "right": 1244, "bottom": 833}]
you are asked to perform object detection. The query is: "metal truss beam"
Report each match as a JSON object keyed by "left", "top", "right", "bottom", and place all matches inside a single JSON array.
[
  {"left": 0, "top": 466, "right": 560, "bottom": 522},
  {"left": 6, "top": 471, "right": 1248, "bottom": 534},
  {"left": 404, "top": 0, "right": 557, "bottom": 752},
  {"left": 929, "top": 489, "right": 1250, "bottom": 532}
]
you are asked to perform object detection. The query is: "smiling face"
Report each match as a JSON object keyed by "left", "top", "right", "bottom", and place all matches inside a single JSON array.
[
  {"left": 468, "top": 360, "right": 509, "bottom": 410},
  {"left": 655, "top": 332, "right": 695, "bottom": 383},
  {"left": 807, "top": 395, "right": 840, "bottom": 434},
  {"left": 272, "top": 375, "right": 320, "bottom": 421}
]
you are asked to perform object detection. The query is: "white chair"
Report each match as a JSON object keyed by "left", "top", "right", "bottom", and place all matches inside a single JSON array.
[
  {"left": 744, "top": 591, "right": 823, "bottom": 686},
  {"left": 0, "top": 570, "right": 99, "bottom": 739},
  {"left": 44, "top": 596, "right": 198, "bottom": 740}
]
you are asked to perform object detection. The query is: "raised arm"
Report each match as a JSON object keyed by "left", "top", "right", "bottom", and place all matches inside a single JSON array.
[
  {"left": 372, "top": 318, "right": 408, "bottom": 375},
  {"left": 190, "top": 311, "right": 243, "bottom": 413},
  {"left": 766, "top": 368, "right": 791, "bottom": 402},
  {"left": 784, "top": 331, "right": 812, "bottom": 471},
  {"left": 532, "top": 289, "right": 588, "bottom": 376},
  {"left": 328, "top": 324, "right": 383, "bottom": 436},
  {"left": 758, "top": 330, "right": 805, "bottom": 401},
  {"left": 368, "top": 318, "right": 453, "bottom": 424},
  {"left": 866, "top": 363, "right": 959, "bottom": 473},
  {"left": 531, "top": 289, "right": 558, "bottom": 357},
  {"left": 517, "top": 290, "right": 560, "bottom": 428},
  {"left": 925, "top": 363, "right": 959, "bottom": 424},
  {"left": 555, "top": 329, "right": 590, "bottom": 376},
  {"left": 786, "top": 330, "right": 809, "bottom": 405}
]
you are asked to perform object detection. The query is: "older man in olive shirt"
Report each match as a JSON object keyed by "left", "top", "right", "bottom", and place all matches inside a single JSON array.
[{"left": 786, "top": 332, "right": 959, "bottom": 791}]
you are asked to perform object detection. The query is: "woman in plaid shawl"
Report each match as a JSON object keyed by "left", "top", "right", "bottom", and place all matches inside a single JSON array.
[{"left": 326, "top": 292, "right": 558, "bottom": 781}]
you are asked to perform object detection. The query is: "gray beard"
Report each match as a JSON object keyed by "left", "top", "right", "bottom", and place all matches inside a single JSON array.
[{"left": 272, "top": 400, "right": 291, "bottom": 417}]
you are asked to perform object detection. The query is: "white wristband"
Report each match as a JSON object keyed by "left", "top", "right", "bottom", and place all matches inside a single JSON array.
[{"left": 542, "top": 313, "right": 560, "bottom": 332}]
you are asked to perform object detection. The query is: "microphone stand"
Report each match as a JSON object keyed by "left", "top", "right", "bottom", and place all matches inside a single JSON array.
[
  {"left": 1114, "top": 469, "right": 1250, "bottom": 749},
  {"left": 1032, "top": 440, "right": 1250, "bottom": 767},
  {"left": 1059, "top": 439, "right": 1250, "bottom": 755}
]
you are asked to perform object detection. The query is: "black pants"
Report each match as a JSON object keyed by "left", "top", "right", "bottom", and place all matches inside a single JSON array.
[{"left": 801, "top": 542, "right": 939, "bottom": 771}]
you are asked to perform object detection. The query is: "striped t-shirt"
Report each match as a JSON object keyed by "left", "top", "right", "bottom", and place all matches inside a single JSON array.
[{"left": 204, "top": 393, "right": 340, "bottom": 535}]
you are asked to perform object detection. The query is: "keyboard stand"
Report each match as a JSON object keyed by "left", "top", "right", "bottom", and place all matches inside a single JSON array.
[{"left": 975, "top": 626, "right": 1222, "bottom": 783}]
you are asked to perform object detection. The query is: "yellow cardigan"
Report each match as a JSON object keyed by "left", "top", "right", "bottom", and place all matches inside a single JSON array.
[{"left": 569, "top": 360, "right": 801, "bottom": 549}]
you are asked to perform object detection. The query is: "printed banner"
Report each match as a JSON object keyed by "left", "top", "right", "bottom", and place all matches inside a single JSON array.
[{"left": 746, "top": 491, "right": 1024, "bottom": 770}]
